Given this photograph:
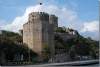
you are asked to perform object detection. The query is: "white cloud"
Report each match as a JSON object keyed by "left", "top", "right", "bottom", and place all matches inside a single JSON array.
[
  {"left": 80, "top": 20, "right": 99, "bottom": 40},
  {"left": 0, "top": 19, "right": 7, "bottom": 30},
  {"left": 1, "top": 4, "right": 77, "bottom": 32},
  {"left": 0, "top": 4, "right": 99, "bottom": 40},
  {"left": 0, "top": 19, "right": 7, "bottom": 26},
  {"left": 81, "top": 21, "right": 99, "bottom": 32}
]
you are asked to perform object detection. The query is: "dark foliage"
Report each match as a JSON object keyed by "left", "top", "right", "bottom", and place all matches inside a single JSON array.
[
  {"left": 0, "top": 30, "right": 37, "bottom": 63},
  {"left": 55, "top": 27, "right": 99, "bottom": 59}
]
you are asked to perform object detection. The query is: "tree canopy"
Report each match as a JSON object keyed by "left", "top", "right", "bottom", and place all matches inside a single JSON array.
[{"left": 0, "top": 30, "right": 37, "bottom": 63}]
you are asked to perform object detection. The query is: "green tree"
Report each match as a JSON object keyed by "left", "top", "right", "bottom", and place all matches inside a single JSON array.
[{"left": 55, "top": 27, "right": 66, "bottom": 33}]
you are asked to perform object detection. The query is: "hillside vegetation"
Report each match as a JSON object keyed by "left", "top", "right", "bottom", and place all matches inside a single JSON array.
[{"left": 0, "top": 27, "right": 99, "bottom": 64}]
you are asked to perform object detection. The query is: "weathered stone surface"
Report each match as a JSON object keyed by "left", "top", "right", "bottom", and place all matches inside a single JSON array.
[{"left": 23, "top": 12, "right": 58, "bottom": 60}]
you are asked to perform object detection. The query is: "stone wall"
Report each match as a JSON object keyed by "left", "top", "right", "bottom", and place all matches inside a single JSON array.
[{"left": 23, "top": 12, "right": 58, "bottom": 61}]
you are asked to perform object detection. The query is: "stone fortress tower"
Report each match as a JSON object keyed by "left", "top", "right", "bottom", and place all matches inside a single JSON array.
[{"left": 23, "top": 11, "right": 58, "bottom": 60}]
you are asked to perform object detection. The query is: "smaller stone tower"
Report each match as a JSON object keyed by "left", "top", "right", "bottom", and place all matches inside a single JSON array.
[
  {"left": 49, "top": 15, "right": 58, "bottom": 58},
  {"left": 49, "top": 15, "right": 58, "bottom": 30}
]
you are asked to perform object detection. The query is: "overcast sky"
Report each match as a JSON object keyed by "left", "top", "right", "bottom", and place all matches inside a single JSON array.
[{"left": 0, "top": 0, "right": 99, "bottom": 40}]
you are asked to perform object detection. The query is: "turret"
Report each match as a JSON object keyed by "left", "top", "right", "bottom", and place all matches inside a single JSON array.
[{"left": 49, "top": 15, "right": 58, "bottom": 30}]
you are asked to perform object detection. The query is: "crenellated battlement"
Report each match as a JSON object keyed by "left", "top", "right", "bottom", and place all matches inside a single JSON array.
[
  {"left": 28, "top": 12, "right": 58, "bottom": 25},
  {"left": 28, "top": 12, "right": 49, "bottom": 21},
  {"left": 29, "top": 12, "right": 49, "bottom": 16}
]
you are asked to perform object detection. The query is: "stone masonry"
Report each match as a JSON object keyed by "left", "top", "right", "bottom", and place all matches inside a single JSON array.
[{"left": 23, "top": 12, "right": 58, "bottom": 60}]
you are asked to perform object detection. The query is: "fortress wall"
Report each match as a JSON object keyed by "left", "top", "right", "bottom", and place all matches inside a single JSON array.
[{"left": 23, "top": 12, "right": 58, "bottom": 60}]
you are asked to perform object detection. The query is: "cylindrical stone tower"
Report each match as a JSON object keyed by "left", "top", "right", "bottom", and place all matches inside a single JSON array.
[{"left": 23, "top": 12, "right": 58, "bottom": 61}]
